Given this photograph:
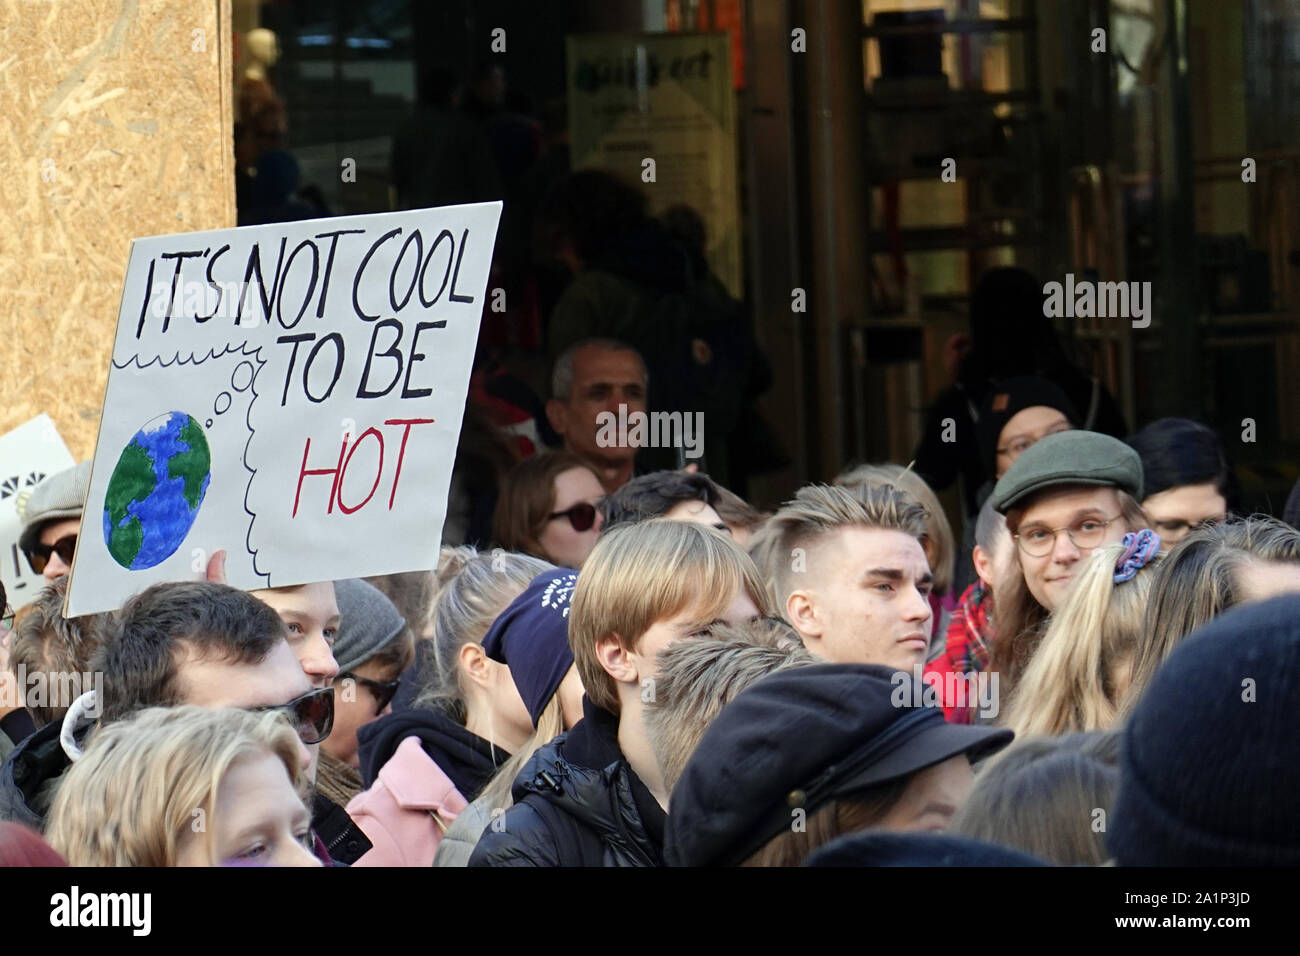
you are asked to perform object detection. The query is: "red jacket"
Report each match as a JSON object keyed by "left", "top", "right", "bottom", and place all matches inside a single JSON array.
[{"left": 924, "top": 580, "right": 995, "bottom": 723}]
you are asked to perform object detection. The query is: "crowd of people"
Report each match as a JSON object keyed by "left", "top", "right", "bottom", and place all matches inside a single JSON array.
[{"left": 0, "top": 312, "right": 1296, "bottom": 869}]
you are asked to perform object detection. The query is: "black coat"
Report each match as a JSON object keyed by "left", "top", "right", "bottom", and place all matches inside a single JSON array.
[
  {"left": 468, "top": 699, "right": 665, "bottom": 867},
  {"left": 311, "top": 792, "right": 371, "bottom": 865},
  {"left": 0, "top": 721, "right": 65, "bottom": 829}
]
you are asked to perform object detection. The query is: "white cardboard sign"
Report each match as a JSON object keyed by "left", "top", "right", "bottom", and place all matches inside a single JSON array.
[
  {"left": 66, "top": 203, "right": 502, "bottom": 616},
  {"left": 0, "top": 415, "right": 76, "bottom": 605}
]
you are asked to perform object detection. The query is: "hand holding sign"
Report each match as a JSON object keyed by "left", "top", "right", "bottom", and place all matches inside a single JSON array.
[{"left": 66, "top": 203, "right": 502, "bottom": 616}]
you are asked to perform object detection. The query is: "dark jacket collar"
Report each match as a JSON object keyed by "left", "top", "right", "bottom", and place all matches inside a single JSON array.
[
  {"left": 511, "top": 696, "right": 665, "bottom": 864},
  {"left": 356, "top": 705, "right": 509, "bottom": 800},
  {"left": 311, "top": 792, "right": 371, "bottom": 865}
]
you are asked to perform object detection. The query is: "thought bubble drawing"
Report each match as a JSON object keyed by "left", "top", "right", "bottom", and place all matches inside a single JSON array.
[{"left": 102, "top": 412, "right": 212, "bottom": 570}]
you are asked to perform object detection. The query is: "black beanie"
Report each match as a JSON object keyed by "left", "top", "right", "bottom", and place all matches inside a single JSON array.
[
  {"left": 1108, "top": 594, "right": 1300, "bottom": 866},
  {"left": 976, "top": 376, "right": 1079, "bottom": 476}
]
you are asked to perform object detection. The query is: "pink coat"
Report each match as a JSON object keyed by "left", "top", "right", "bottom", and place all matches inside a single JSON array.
[{"left": 346, "top": 736, "right": 469, "bottom": 867}]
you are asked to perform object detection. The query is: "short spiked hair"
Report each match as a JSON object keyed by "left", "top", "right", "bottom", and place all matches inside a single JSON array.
[{"left": 765, "top": 484, "right": 929, "bottom": 609}]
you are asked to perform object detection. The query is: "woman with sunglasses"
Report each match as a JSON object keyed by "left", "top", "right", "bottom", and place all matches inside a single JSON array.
[
  {"left": 495, "top": 451, "right": 605, "bottom": 569},
  {"left": 316, "top": 579, "right": 413, "bottom": 808},
  {"left": 46, "top": 705, "right": 321, "bottom": 867}
]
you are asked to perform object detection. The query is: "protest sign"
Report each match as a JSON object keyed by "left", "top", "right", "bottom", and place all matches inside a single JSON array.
[
  {"left": 0, "top": 416, "right": 77, "bottom": 605},
  {"left": 65, "top": 203, "right": 502, "bottom": 616}
]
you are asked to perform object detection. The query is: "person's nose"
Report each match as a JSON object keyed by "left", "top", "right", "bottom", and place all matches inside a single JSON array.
[
  {"left": 1050, "top": 530, "right": 1082, "bottom": 564},
  {"left": 905, "top": 588, "right": 933, "bottom": 623},
  {"left": 44, "top": 554, "right": 71, "bottom": 581},
  {"left": 279, "top": 838, "right": 324, "bottom": 868},
  {"left": 301, "top": 635, "right": 339, "bottom": 688}
]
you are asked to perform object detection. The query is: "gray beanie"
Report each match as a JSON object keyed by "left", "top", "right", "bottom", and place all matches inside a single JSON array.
[
  {"left": 333, "top": 578, "right": 406, "bottom": 673},
  {"left": 19, "top": 460, "right": 93, "bottom": 555}
]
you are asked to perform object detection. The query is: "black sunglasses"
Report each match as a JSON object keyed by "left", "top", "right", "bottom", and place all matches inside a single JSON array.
[
  {"left": 252, "top": 686, "right": 335, "bottom": 745},
  {"left": 341, "top": 672, "right": 400, "bottom": 715},
  {"left": 547, "top": 501, "right": 598, "bottom": 533},
  {"left": 25, "top": 534, "right": 76, "bottom": 575}
]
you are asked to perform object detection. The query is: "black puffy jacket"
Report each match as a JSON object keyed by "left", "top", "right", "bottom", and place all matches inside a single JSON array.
[{"left": 468, "top": 699, "right": 665, "bottom": 867}]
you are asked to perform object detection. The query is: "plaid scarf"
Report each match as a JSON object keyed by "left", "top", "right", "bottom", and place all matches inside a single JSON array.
[{"left": 949, "top": 580, "right": 996, "bottom": 674}]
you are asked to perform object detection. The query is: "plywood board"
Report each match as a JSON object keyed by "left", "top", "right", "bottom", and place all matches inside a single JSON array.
[{"left": 0, "top": 0, "right": 234, "bottom": 461}]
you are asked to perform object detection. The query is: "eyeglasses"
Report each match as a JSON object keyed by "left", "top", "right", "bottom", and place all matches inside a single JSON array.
[
  {"left": 25, "top": 534, "right": 77, "bottom": 575},
  {"left": 996, "top": 423, "right": 1073, "bottom": 462},
  {"left": 547, "top": 501, "right": 598, "bottom": 533},
  {"left": 251, "top": 686, "right": 335, "bottom": 744},
  {"left": 340, "top": 672, "right": 400, "bottom": 715},
  {"left": 1, "top": 605, "right": 14, "bottom": 632},
  {"left": 1014, "top": 515, "right": 1119, "bottom": 557}
]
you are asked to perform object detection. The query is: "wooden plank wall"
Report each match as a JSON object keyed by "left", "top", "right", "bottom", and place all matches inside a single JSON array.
[{"left": 0, "top": 0, "right": 234, "bottom": 460}]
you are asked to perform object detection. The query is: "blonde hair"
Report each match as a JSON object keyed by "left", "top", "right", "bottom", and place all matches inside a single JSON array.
[
  {"left": 416, "top": 547, "right": 555, "bottom": 716},
  {"left": 571, "top": 520, "right": 775, "bottom": 714},
  {"left": 645, "top": 619, "right": 813, "bottom": 793},
  {"left": 1120, "top": 515, "right": 1300, "bottom": 716},
  {"left": 836, "top": 464, "right": 955, "bottom": 595},
  {"left": 46, "top": 706, "right": 305, "bottom": 867},
  {"left": 950, "top": 732, "right": 1120, "bottom": 865},
  {"left": 473, "top": 692, "right": 566, "bottom": 815},
  {"left": 994, "top": 487, "right": 1148, "bottom": 690},
  {"left": 1003, "top": 542, "right": 1162, "bottom": 738},
  {"left": 745, "top": 522, "right": 785, "bottom": 610},
  {"left": 765, "top": 483, "right": 929, "bottom": 610}
]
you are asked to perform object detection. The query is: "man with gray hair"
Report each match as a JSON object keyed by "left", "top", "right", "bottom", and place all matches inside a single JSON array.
[
  {"left": 545, "top": 338, "right": 648, "bottom": 494},
  {"left": 764, "top": 483, "right": 933, "bottom": 669}
]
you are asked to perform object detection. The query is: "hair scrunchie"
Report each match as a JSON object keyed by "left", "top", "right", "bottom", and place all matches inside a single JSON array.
[{"left": 1114, "top": 529, "right": 1161, "bottom": 583}]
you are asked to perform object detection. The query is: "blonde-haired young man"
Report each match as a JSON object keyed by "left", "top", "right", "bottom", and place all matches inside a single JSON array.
[
  {"left": 470, "top": 519, "right": 773, "bottom": 867},
  {"left": 764, "top": 483, "right": 934, "bottom": 670}
]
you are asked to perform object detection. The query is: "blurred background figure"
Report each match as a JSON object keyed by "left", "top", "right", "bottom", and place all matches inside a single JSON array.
[
  {"left": 914, "top": 268, "right": 1125, "bottom": 520},
  {"left": 1126, "top": 417, "right": 1238, "bottom": 545}
]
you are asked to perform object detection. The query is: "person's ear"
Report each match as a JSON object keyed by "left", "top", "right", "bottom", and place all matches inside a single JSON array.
[
  {"left": 972, "top": 545, "right": 995, "bottom": 588},
  {"left": 459, "top": 642, "right": 493, "bottom": 690},
  {"left": 785, "top": 589, "right": 821, "bottom": 639},
  {"left": 545, "top": 398, "right": 568, "bottom": 438},
  {"left": 595, "top": 632, "right": 638, "bottom": 685}
]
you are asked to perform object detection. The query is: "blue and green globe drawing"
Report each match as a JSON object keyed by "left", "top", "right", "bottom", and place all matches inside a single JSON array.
[{"left": 102, "top": 412, "right": 212, "bottom": 570}]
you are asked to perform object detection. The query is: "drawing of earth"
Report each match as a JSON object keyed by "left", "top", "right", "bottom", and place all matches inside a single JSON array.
[{"left": 102, "top": 412, "right": 211, "bottom": 570}]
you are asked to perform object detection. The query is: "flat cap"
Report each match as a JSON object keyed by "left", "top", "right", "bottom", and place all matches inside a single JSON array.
[
  {"left": 992, "top": 431, "right": 1142, "bottom": 514},
  {"left": 663, "top": 664, "right": 1012, "bottom": 867},
  {"left": 18, "top": 460, "right": 92, "bottom": 555}
]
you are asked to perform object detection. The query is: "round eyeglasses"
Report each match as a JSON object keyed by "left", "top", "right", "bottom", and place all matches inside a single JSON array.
[{"left": 1014, "top": 515, "right": 1118, "bottom": 557}]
